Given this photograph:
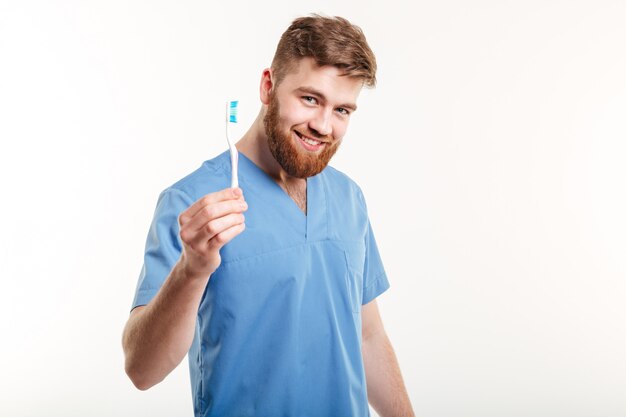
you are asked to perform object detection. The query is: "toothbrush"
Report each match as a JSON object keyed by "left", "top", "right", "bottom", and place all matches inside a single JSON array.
[{"left": 226, "top": 100, "right": 239, "bottom": 188}]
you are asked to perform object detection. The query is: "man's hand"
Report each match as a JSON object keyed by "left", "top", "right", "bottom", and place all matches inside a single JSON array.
[
  {"left": 178, "top": 187, "right": 247, "bottom": 279},
  {"left": 123, "top": 187, "right": 247, "bottom": 390}
]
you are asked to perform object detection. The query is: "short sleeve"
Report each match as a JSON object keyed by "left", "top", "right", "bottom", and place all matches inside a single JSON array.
[
  {"left": 131, "top": 188, "right": 193, "bottom": 310},
  {"left": 361, "top": 218, "right": 390, "bottom": 305}
]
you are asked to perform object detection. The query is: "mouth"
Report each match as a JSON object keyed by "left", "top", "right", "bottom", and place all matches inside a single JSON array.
[{"left": 294, "top": 130, "right": 326, "bottom": 151}]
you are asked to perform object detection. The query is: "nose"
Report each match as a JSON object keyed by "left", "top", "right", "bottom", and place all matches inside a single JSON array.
[{"left": 309, "top": 108, "right": 332, "bottom": 137}]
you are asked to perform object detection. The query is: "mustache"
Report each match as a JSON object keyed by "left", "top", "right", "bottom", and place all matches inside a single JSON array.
[{"left": 294, "top": 128, "right": 334, "bottom": 143}]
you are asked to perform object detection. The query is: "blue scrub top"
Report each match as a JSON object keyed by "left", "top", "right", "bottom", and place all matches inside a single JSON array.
[{"left": 132, "top": 151, "right": 390, "bottom": 416}]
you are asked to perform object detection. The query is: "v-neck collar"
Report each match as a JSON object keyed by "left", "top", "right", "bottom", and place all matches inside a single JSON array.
[{"left": 237, "top": 151, "right": 327, "bottom": 242}]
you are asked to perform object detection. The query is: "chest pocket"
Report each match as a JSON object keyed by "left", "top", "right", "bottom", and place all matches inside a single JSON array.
[{"left": 342, "top": 241, "right": 366, "bottom": 314}]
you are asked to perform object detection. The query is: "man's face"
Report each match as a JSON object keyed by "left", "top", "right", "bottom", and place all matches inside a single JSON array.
[{"left": 263, "top": 57, "right": 363, "bottom": 178}]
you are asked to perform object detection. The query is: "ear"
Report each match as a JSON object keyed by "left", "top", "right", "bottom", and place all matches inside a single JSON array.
[{"left": 259, "top": 68, "right": 274, "bottom": 105}]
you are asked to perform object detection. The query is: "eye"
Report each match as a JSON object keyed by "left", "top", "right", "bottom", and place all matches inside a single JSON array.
[
  {"left": 336, "top": 107, "right": 350, "bottom": 116},
  {"left": 302, "top": 96, "right": 318, "bottom": 105}
]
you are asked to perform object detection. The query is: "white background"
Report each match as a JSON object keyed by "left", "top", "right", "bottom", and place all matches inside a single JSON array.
[{"left": 1, "top": 1, "right": 625, "bottom": 416}]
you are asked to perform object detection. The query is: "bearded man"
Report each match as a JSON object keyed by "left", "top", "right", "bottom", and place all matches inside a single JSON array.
[{"left": 123, "top": 14, "right": 414, "bottom": 417}]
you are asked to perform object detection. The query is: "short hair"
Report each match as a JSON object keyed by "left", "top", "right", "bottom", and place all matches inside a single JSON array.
[{"left": 270, "top": 14, "right": 377, "bottom": 88}]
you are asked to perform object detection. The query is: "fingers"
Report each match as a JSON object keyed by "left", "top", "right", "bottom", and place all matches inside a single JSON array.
[
  {"left": 186, "top": 212, "right": 246, "bottom": 249},
  {"left": 178, "top": 220, "right": 246, "bottom": 279},
  {"left": 208, "top": 221, "right": 246, "bottom": 251},
  {"left": 178, "top": 188, "right": 248, "bottom": 261},
  {"left": 183, "top": 198, "right": 247, "bottom": 234},
  {"left": 179, "top": 187, "right": 244, "bottom": 226}
]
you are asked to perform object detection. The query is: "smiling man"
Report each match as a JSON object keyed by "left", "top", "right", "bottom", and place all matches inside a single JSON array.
[{"left": 123, "top": 14, "right": 414, "bottom": 417}]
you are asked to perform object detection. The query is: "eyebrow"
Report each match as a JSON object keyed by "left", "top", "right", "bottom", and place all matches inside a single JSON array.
[{"left": 294, "top": 86, "right": 358, "bottom": 112}]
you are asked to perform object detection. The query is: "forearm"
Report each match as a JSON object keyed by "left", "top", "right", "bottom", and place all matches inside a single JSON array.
[
  {"left": 122, "top": 259, "right": 210, "bottom": 390},
  {"left": 362, "top": 331, "right": 414, "bottom": 417}
]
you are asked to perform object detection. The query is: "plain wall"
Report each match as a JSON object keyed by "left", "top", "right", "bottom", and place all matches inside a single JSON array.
[{"left": 1, "top": 1, "right": 625, "bottom": 416}]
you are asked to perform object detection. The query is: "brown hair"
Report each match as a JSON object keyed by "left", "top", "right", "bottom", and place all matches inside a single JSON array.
[{"left": 270, "top": 14, "right": 377, "bottom": 88}]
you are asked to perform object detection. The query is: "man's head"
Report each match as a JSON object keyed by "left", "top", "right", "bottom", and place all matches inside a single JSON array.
[
  {"left": 261, "top": 15, "right": 377, "bottom": 178},
  {"left": 271, "top": 14, "right": 377, "bottom": 89}
]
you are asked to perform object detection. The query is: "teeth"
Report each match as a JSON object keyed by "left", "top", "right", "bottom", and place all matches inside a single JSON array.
[
  {"left": 300, "top": 135, "right": 321, "bottom": 146},
  {"left": 296, "top": 131, "right": 324, "bottom": 146}
]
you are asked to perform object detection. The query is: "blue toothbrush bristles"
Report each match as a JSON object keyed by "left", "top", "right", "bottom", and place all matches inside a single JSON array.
[{"left": 229, "top": 101, "right": 238, "bottom": 123}]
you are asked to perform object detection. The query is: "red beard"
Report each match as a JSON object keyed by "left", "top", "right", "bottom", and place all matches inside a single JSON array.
[{"left": 263, "top": 92, "right": 341, "bottom": 178}]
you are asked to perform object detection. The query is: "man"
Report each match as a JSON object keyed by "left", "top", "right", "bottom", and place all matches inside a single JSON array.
[{"left": 123, "top": 14, "right": 414, "bottom": 417}]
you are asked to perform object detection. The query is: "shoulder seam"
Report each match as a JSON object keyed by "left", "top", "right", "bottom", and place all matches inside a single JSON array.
[{"left": 162, "top": 186, "right": 194, "bottom": 205}]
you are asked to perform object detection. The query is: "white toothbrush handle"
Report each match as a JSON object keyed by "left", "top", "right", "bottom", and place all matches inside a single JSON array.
[
  {"left": 226, "top": 124, "right": 239, "bottom": 189},
  {"left": 230, "top": 143, "right": 239, "bottom": 189}
]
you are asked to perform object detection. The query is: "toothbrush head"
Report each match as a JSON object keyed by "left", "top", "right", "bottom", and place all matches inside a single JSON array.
[{"left": 228, "top": 100, "right": 238, "bottom": 123}]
